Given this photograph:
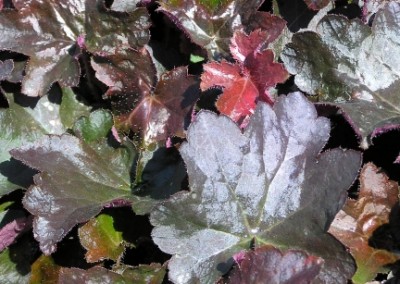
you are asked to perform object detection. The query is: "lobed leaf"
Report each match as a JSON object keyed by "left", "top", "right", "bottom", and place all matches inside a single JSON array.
[
  {"left": 127, "top": 67, "right": 200, "bottom": 145},
  {"left": 201, "top": 30, "right": 289, "bottom": 123},
  {"left": 11, "top": 134, "right": 137, "bottom": 254},
  {"left": 281, "top": 2, "right": 400, "bottom": 147},
  {"left": 0, "top": 89, "right": 70, "bottom": 196},
  {"left": 158, "top": 0, "right": 264, "bottom": 59},
  {"left": 329, "top": 163, "right": 400, "bottom": 283},
  {"left": 151, "top": 92, "right": 361, "bottom": 283},
  {"left": 0, "top": 0, "right": 150, "bottom": 96}
]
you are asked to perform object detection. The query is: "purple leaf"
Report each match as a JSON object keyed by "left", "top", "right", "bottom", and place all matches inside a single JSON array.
[
  {"left": 0, "top": 212, "right": 32, "bottom": 251},
  {"left": 0, "top": 59, "right": 13, "bottom": 81},
  {"left": 158, "top": 0, "right": 264, "bottom": 59},
  {"left": 0, "top": 0, "right": 150, "bottom": 96},
  {"left": 150, "top": 92, "right": 361, "bottom": 283},
  {"left": 225, "top": 246, "right": 323, "bottom": 284},
  {"left": 281, "top": 2, "right": 400, "bottom": 147},
  {"left": 10, "top": 134, "right": 137, "bottom": 254}
]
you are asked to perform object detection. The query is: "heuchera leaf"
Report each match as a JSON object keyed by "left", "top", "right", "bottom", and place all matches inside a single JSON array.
[
  {"left": 281, "top": 2, "right": 400, "bottom": 147},
  {"left": 127, "top": 67, "right": 200, "bottom": 144},
  {"left": 93, "top": 49, "right": 200, "bottom": 144},
  {"left": 78, "top": 213, "right": 125, "bottom": 263},
  {"left": 73, "top": 110, "right": 114, "bottom": 143},
  {"left": 29, "top": 255, "right": 61, "bottom": 284},
  {"left": 303, "top": 0, "right": 331, "bottom": 10},
  {"left": 224, "top": 246, "right": 323, "bottom": 284},
  {"left": 59, "top": 265, "right": 165, "bottom": 284},
  {"left": 0, "top": 90, "right": 69, "bottom": 196},
  {"left": 0, "top": 0, "right": 150, "bottom": 96},
  {"left": 59, "top": 87, "right": 91, "bottom": 129},
  {"left": 150, "top": 92, "right": 361, "bottom": 283},
  {"left": 0, "top": 59, "right": 13, "bottom": 81},
  {"left": 201, "top": 30, "right": 289, "bottom": 123},
  {"left": 10, "top": 134, "right": 137, "bottom": 255},
  {"left": 329, "top": 163, "right": 400, "bottom": 283},
  {"left": 111, "top": 0, "right": 140, "bottom": 12},
  {"left": 158, "top": 0, "right": 264, "bottom": 59}
]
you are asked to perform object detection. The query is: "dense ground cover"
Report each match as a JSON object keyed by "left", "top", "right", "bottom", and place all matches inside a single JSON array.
[{"left": 1, "top": 0, "right": 400, "bottom": 283}]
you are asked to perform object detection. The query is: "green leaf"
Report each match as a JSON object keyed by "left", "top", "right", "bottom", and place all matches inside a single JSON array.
[
  {"left": 60, "top": 87, "right": 91, "bottom": 129},
  {"left": 29, "top": 255, "right": 61, "bottom": 284},
  {"left": 150, "top": 92, "right": 361, "bottom": 283},
  {"left": 0, "top": 0, "right": 150, "bottom": 96},
  {"left": 281, "top": 2, "right": 400, "bottom": 147},
  {"left": 73, "top": 110, "right": 114, "bottom": 143},
  {"left": 0, "top": 90, "right": 66, "bottom": 196},
  {"left": 78, "top": 213, "right": 125, "bottom": 263},
  {"left": 11, "top": 134, "right": 137, "bottom": 255}
]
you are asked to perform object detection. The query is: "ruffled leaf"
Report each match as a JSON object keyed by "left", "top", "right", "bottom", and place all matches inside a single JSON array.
[{"left": 151, "top": 92, "right": 361, "bottom": 283}]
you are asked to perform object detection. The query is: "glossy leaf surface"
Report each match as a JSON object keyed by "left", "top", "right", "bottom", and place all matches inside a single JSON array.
[
  {"left": 127, "top": 67, "right": 200, "bottom": 144},
  {"left": 11, "top": 134, "right": 137, "bottom": 255},
  {"left": 59, "top": 265, "right": 165, "bottom": 284},
  {"left": 151, "top": 92, "right": 361, "bottom": 283},
  {"left": 281, "top": 3, "right": 400, "bottom": 146},
  {"left": 0, "top": 0, "right": 150, "bottom": 96},
  {"left": 158, "top": 0, "right": 264, "bottom": 59},
  {"left": 225, "top": 246, "right": 323, "bottom": 284},
  {"left": 329, "top": 163, "right": 400, "bottom": 283},
  {"left": 201, "top": 30, "right": 289, "bottom": 123},
  {"left": 0, "top": 90, "right": 66, "bottom": 196}
]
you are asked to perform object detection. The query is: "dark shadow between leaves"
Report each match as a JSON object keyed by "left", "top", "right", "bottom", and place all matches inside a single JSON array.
[
  {"left": 8, "top": 232, "right": 40, "bottom": 276},
  {"left": 369, "top": 203, "right": 400, "bottom": 282},
  {"left": 132, "top": 146, "right": 187, "bottom": 200},
  {"left": 0, "top": 158, "right": 37, "bottom": 190}
]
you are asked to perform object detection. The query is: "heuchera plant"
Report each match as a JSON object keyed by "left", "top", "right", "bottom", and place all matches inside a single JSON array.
[{"left": 1, "top": 0, "right": 400, "bottom": 283}]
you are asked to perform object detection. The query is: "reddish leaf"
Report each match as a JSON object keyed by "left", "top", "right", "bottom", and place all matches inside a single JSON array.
[
  {"left": 201, "top": 30, "right": 289, "bottom": 123},
  {"left": 0, "top": 215, "right": 32, "bottom": 251},
  {"left": 127, "top": 67, "right": 200, "bottom": 144},
  {"left": 304, "top": 0, "right": 331, "bottom": 10},
  {"left": 225, "top": 246, "right": 323, "bottom": 284},
  {"left": 329, "top": 163, "right": 400, "bottom": 283}
]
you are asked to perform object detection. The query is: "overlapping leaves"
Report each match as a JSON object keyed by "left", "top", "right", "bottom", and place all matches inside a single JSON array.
[
  {"left": 0, "top": 0, "right": 150, "bottom": 96},
  {"left": 329, "top": 163, "right": 400, "bottom": 283},
  {"left": 158, "top": 0, "right": 264, "bottom": 59},
  {"left": 282, "top": 2, "right": 400, "bottom": 147},
  {"left": 150, "top": 92, "right": 361, "bottom": 283},
  {"left": 201, "top": 29, "right": 289, "bottom": 123},
  {"left": 92, "top": 49, "right": 200, "bottom": 144}
]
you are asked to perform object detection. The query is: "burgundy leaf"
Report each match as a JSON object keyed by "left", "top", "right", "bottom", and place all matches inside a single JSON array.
[
  {"left": 128, "top": 67, "right": 200, "bottom": 144},
  {"left": 158, "top": 0, "right": 264, "bottom": 59},
  {"left": 303, "top": 0, "right": 331, "bottom": 10},
  {"left": 0, "top": 0, "right": 150, "bottom": 96},
  {"left": 225, "top": 246, "right": 323, "bottom": 284}
]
